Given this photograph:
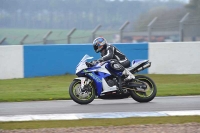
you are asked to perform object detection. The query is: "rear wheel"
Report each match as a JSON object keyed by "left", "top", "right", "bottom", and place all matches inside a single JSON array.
[
  {"left": 129, "top": 75, "right": 157, "bottom": 102},
  {"left": 69, "top": 80, "right": 95, "bottom": 104}
]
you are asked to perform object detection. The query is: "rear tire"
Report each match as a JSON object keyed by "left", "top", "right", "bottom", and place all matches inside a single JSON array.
[
  {"left": 129, "top": 75, "right": 157, "bottom": 102},
  {"left": 69, "top": 80, "right": 95, "bottom": 104}
]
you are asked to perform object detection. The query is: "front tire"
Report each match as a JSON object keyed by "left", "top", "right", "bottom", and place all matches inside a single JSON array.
[
  {"left": 129, "top": 75, "right": 157, "bottom": 102},
  {"left": 69, "top": 80, "right": 95, "bottom": 104}
]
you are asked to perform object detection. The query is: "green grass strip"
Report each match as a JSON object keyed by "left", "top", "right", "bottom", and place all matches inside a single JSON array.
[
  {"left": 0, "top": 116, "right": 200, "bottom": 130},
  {"left": 0, "top": 74, "right": 200, "bottom": 102}
]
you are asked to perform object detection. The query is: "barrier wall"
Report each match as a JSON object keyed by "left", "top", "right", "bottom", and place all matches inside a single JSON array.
[
  {"left": 0, "top": 45, "right": 23, "bottom": 79},
  {"left": 148, "top": 42, "right": 200, "bottom": 74},
  {"left": 24, "top": 43, "right": 148, "bottom": 77},
  {"left": 24, "top": 44, "right": 98, "bottom": 77},
  {"left": 0, "top": 42, "right": 199, "bottom": 79},
  {"left": 0, "top": 43, "right": 148, "bottom": 79}
]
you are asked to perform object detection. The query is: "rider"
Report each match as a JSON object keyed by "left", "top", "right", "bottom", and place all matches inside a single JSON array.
[{"left": 92, "top": 37, "right": 135, "bottom": 82}]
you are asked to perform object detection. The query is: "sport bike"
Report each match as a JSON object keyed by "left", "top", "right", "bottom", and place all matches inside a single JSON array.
[{"left": 69, "top": 54, "right": 157, "bottom": 104}]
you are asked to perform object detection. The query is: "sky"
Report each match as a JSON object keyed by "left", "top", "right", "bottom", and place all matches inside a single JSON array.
[{"left": 109, "top": 0, "right": 190, "bottom": 3}]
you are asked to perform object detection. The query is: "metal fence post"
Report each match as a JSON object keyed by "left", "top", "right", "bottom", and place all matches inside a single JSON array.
[
  {"left": 119, "top": 21, "right": 129, "bottom": 43},
  {"left": 148, "top": 17, "right": 157, "bottom": 42},
  {"left": 43, "top": 31, "right": 52, "bottom": 44},
  {"left": 0, "top": 37, "right": 6, "bottom": 45},
  {"left": 67, "top": 28, "right": 76, "bottom": 44},
  {"left": 92, "top": 25, "right": 102, "bottom": 40},
  {"left": 179, "top": 12, "right": 190, "bottom": 42},
  {"left": 20, "top": 34, "right": 29, "bottom": 45}
]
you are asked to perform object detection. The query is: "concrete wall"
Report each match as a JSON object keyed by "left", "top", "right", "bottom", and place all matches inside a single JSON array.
[
  {"left": 0, "top": 42, "right": 199, "bottom": 79},
  {"left": 149, "top": 42, "right": 200, "bottom": 74},
  {"left": 0, "top": 45, "right": 23, "bottom": 79}
]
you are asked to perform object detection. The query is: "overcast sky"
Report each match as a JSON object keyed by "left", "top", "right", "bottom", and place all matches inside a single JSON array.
[{"left": 110, "top": 0, "right": 189, "bottom": 3}]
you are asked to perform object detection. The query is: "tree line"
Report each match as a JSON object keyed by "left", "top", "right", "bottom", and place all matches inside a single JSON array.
[{"left": 0, "top": 0, "right": 186, "bottom": 30}]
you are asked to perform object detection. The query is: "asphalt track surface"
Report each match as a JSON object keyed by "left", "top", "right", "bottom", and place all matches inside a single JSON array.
[{"left": 0, "top": 96, "right": 200, "bottom": 116}]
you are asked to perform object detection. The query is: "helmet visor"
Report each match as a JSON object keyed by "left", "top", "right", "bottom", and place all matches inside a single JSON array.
[
  {"left": 96, "top": 45, "right": 104, "bottom": 53},
  {"left": 93, "top": 44, "right": 98, "bottom": 52}
]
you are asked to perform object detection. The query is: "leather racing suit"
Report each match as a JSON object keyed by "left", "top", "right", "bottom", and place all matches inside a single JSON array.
[{"left": 99, "top": 44, "right": 135, "bottom": 81}]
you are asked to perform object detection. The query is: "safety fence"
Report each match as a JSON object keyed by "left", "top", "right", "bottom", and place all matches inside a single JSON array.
[{"left": 0, "top": 13, "right": 200, "bottom": 45}]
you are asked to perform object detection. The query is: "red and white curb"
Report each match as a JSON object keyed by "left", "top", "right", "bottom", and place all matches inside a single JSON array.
[{"left": 0, "top": 110, "right": 200, "bottom": 122}]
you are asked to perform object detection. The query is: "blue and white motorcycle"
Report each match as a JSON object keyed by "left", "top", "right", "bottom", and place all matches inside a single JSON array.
[{"left": 69, "top": 54, "right": 157, "bottom": 104}]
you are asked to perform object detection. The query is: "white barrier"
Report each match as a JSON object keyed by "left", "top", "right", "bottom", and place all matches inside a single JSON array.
[
  {"left": 0, "top": 46, "right": 23, "bottom": 79},
  {"left": 149, "top": 42, "right": 200, "bottom": 74}
]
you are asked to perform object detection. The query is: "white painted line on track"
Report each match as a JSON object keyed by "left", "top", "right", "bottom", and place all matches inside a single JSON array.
[
  {"left": 0, "top": 114, "right": 79, "bottom": 122},
  {"left": 161, "top": 110, "right": 200, "bottom": 116},
  {"left": 0, "top": 110, "right": 200, "bottom": 122}
]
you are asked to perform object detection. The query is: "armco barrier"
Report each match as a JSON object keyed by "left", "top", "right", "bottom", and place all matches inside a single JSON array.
[{"left": 0, "top": 43, "right": 148, "bottom": 79}]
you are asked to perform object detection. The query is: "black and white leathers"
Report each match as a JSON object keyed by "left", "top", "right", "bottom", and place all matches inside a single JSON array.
[
  {"left": 99, "top": 44, "right": 135, "bottom": 81},
  {"left": 100, "top": 44, "right": 130, "bottom": 68}
]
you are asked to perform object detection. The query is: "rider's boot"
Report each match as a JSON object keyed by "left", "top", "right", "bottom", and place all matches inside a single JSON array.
[{"left": 122, "top": 69, "right": 135, "bottom": 82}]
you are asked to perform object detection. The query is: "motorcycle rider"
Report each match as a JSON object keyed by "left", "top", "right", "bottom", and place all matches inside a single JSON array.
[{"left": 92, "top": 37, "right": 135, "bottom": 82}]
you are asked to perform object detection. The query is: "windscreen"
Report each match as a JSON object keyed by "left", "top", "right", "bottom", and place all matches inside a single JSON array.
[{"left": 77, "top": 54, "right": 93, "bottom": 67}]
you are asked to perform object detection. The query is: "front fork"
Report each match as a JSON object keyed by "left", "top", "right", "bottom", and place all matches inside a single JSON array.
[{"left": 74, "top": 77, "right": 91, "bottom": 89}]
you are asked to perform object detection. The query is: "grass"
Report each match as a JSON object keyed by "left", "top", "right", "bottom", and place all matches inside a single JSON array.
[
  {"left": 0, "top": 75, "right": 76, "bottom": 102},
  {"left": 0, "top": 74, "right": 200, "bottom": 102},
  {"left": 0, "top": 74, "right": 200, "bottom": 130},
  {"left": 0, "top": 28, "right": 91, "bottom": 44},
  {"left": 0, "top": 116, "right": 200, "bottom": 130},
  {"left": 146, "top": 74, "right": 200, "bottom": 96},
  {"left": 0, "top": 28, "right": 117, "bottom": 45}
]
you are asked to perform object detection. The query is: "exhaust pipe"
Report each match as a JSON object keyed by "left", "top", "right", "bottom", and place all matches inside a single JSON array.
[{"left": 135, "top": 62, "right": 151, "bottom": 73}]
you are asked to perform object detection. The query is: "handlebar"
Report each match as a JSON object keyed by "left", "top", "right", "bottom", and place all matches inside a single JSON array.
[{"left": 86, "top": 60, "right": 105, "bottom": 67}]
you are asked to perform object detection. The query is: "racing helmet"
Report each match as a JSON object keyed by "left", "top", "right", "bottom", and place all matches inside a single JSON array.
[{"left": 93, "top": 37, "right": 107, "bottom": 53}]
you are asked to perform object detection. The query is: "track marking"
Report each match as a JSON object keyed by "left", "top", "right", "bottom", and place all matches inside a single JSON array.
[{"left": 0, "top": 110, "right": 200, "bottom": 122}]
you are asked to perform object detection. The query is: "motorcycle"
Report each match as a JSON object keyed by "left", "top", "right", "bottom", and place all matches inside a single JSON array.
[{"left": 69, "top": 54, "right": 157, "bottom": 104}]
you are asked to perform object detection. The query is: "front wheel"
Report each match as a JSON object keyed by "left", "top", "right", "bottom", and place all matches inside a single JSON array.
[
  {"left": 69, "top": 79, "right": 96, "bottom": 104},
  {"left": 129, "top": 75, "right": 157, "bottom": 103}
]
